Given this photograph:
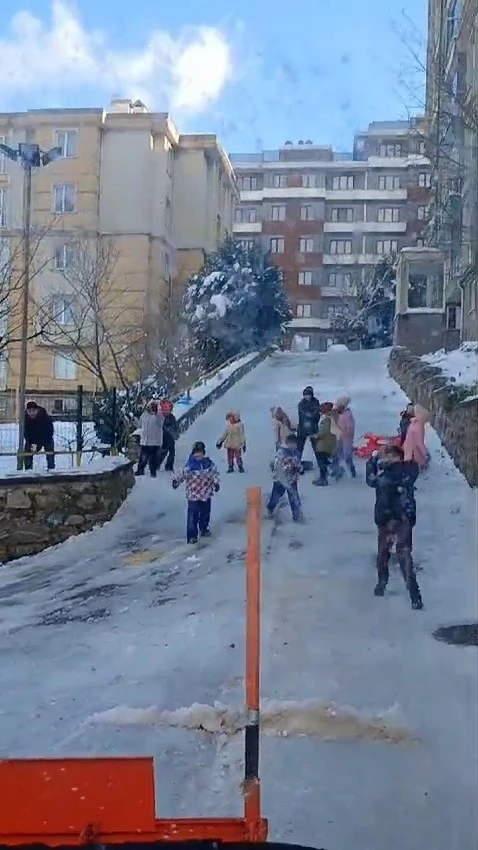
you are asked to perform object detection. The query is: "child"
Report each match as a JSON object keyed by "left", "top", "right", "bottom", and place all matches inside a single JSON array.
[
  {"left": 334, "top": 396, "right": 356, "bottom": 479},
  {"left": 312, "top": 402, "right": 338, "bottom": 486},
  {"left": 271, "top": 405, "right": 294, "bottom": 450},
  {"left": 398, "top": 402, "right": 415, "bottom": 447},
  {"left": 172, "top": 441, "right": 220, "bottom": 544},
  {"left": 136, "top": 400, "right": 164, "bottom": 477},
  {"left": 267, "top": 433, "right": 303, "bottom": 522},
  {"left": 216, "top": 411, "right": 246, "bottom": 473},
  {"left": 403, "top": 404, "right": 430, "bottom": 469},
  {"left": 366, "top": 444, "right": 423, "bottom": 610},
  {"left": 158, "top": 399, "right": 179, "bottom": 471}
]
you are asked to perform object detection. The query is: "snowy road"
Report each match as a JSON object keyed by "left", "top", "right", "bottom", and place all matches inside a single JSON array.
[{"left": 0, "top": 349, "right": 477, "bottom": 850}]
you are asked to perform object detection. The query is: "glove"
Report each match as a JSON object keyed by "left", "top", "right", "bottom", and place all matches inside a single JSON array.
[
  {"left": 243, "top": 443, "right": 247, "bottom": 454},
  {"left": 30, "top": 444, "right": 37, "bottom": 453},
  {"left": 172, "top": 480, "right": 179, "bottom": 489},
  {"left": 214, "top": 483, "right": 220, "bottom": 493},
  {"left": 216, "top": 441, "right": 223, "bottom": 450},
  {"left": 371, "top": 450, "right": 379, "bottom": 459}
]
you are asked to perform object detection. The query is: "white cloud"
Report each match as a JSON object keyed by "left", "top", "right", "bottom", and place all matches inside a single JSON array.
[{"left": 0, "top": 0, "right": 233, "bottom": 114}]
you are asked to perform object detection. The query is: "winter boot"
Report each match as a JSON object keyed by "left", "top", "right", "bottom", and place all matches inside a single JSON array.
[
  {"left": 200, "top": 529, "right": 212, "bottom": 538},
  {"left": 312, "top": 477, "right": 328, "bottom": 486},
  {"left": 408, "top": 576, "right": 423, "bottom": 610},
  {"left": 374, "top": 579, "right": 387, "bottom": 597},
  {"left": 227, "top": 464, "right": 234, "bottom": 473},
  {"left": 238, "top": 463, "right": 245, "bottom": 473},
  {"left": 187, "top": 538, "right": 198, "bottom": 545}
]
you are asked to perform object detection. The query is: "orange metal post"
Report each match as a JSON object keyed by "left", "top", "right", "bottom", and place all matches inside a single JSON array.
[{"left": 244, "top": 486, "right": 265, "bottom": 840}]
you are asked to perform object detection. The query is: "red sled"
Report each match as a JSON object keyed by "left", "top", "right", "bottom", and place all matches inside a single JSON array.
[{"left": 354, "top": 432, "right": 402, "bottom": 459}]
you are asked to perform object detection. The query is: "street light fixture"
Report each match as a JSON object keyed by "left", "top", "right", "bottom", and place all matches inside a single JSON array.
[{"left": 0, "top": 141, "right": 62, "bottom": 469}]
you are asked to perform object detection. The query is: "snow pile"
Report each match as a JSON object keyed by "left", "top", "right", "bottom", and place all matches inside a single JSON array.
[
  {"left": 421, "top": 342, "right": 478, "bottom": 389},
  {"left": 90, "top": 699, "right": 413, "bottom": 743},
  {"left": 327, "top": 343, "right": 349, "bottom": 352}
]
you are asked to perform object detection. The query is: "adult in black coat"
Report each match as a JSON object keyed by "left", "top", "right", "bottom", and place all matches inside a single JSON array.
[
  {"left": 366, "top": 445, "right": 422, "bottom": 609},
  {"left": 23, "top": 401, "right": 55, "bottom": 470},
  {"left": 296, "top": 386, "right": 321, "bottom": 471}
]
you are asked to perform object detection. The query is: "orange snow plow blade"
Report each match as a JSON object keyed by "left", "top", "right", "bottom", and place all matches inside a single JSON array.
[{"left": 0, "top": 756, "right": 268, "bottom": 844}]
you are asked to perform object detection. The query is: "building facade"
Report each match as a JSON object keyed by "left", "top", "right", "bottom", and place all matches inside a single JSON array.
[
  {"left": 230, "top": 120, "right": 432, "bottom": 351},
  {"left": 0, "top": 99, "right": 236, "bottom": 411},
  {"left": 425, "top": 0, "right": 478, "bottom": 342}
]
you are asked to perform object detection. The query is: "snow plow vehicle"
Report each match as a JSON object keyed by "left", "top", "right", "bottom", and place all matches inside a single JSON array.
[{"left": 0, "top": 490, "right": 325, "bottom": 849}]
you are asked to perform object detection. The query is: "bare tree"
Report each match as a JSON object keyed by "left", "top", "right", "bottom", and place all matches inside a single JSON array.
[
  {"left": 37, "top": 236, "right": 146, "bottom": 391},
  {"left": 0, "top": 224, "right": 59, "bottom": 359}
]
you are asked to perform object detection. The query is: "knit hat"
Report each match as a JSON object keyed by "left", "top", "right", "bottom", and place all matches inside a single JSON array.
[{"left": 192, "top": 441, "right": 206, "bottom": 454}]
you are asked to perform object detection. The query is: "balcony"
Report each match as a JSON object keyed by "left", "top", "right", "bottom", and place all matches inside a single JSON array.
[
  {"left": 324, "top": 221, "right": 407, "bottom": 233},
  {"left": 232, "top": 221, "right": 262, "bottom": 233},
  {"left": 323, "top": 253, "right": 379, "bottom": 265},
  {"left": 287, "top": 317, "right": 332, "bottom": 329},
  {"left": 240, "top": 187, "right": 325, "bottom": 202}
]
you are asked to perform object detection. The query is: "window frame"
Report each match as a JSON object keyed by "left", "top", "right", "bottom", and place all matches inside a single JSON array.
[
  {"left": 377, "top": 207, "right": 400, "bottom": 222},
  {"left": 329, "top": 239, "right": 352, "bottom": 255},
  {"left": 377, "top": 239, "right": 398, "bottom": 255},
  {"left": 296, "top": 303, "right": 312, "bottom": 318},
  {"left": 53, "top": 351, "right": 78, "bottom": 380},
  {"left": 272, "top": 173, "right": 287, "bottom": 189},
  {"left": 53, "top": 183, "right": 77, "bottom": 214},
  {"left": 332, "top": 174, "right": 355, "bottom": 190},
  {"left": 54, "top": 129, "right": 79, "bottom": 159},
  {"left": 299, "top": 236, "right": 314, "bottom": 253},
  {"left": 269, "top": 237, "right": 284, "bottom": 254},
  {"left": 298, "top": 271, "right": 313, "bottom": 286},
  {"left": 271, "top": 204, "right": 286, "bottom": 221}
]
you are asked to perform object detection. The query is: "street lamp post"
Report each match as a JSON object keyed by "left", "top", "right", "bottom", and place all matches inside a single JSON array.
[{"left": 0, "top": 142, "right": 62, "bottom": 469}]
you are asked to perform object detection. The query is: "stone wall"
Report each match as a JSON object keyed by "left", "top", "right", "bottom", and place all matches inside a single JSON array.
[
  {"left": 0, "top": 459, "right": 134, "bottom": 562},
  {"left": 389, "top": 346, "right": 478, "bottom": 487},
  {"left": 1, "top": 350, "right": 270, "bottom": 562}
]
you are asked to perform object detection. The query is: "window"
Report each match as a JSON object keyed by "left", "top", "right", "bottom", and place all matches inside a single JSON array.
[
  {"left": 54, "top": 129, "right": 78, "bottom": 158},
  {"left": 418, "top": 172, "right": 431, "bottom": 188},
  {"left": 416, "top": 238, "right": 425, "bottom": 247},
  {"left": 272, "top": 173, "right": 286, "bottom": 188},
  {"left": 302, "top": 174, "right": 315, "bottom": 188},
  {"left": 379, "top": 143, "right": 403, "bottom": 158},
  {"left": 377, "top": 207, "right": 400, "bottom": 222},
  {"left": 299, "top": 237, "right": 314, "bottom": 253},
  {"left": 296, "top": 303, "right": 312, "bottom": 318},
  {"left": 0, "top": 136, "right": 5, "bottom": 174},
  {"left": 332, "top": 175, "right": 354, "bottom": 190},
  {"left": 377, "top": 239, "right": 398, "bottom": 254},
  {"left": 417, "top": 205, "right": 428, "bottom": 220},
  {"left": 239, "top": 176, "right": 258, "bottom": 191},
  {"left": 235, "top": 207, "right": 257, "bottom": 223},
  {"left": 270, "top": 237, "right": 284, "bottom": 253},
  {"left": 53, "top": 183, "right": 76, "bottom": 214},
  {"left": 418, "top": 139, "right": 426, "bottom": 155},
  {"left": 298, "top": 271, "right": 313, "bottom": 286},
  {"left": 271, "top": 205, "right": 285, "bottom": 221},
  {"left": 331, "top": 207, "right": 353, "bottom": 222},
  {"left": 53, "top": 352, "right": 77, "bottom": 380},
  {"left": 51, "top": 295, "right": 77, "bottom": 325},
  {"left": 239, "top": 239, "right": 255, "bottom": 250},
  {"left": 378, "top": 174, "right": 400, "bottom": 190},
  {"left": 329, "top": 239, "right": 352, "bottom": 255},
  {"left": 326, "top": 304, "right": 341, "bottom": 318},
  {"left": 54, "top": 243, "right": 77, "bottom": 270},
  {"left": 328, "top": 271, "right": 352, "bottom": 289},
  {"left": 446, "top": 304, "right": 460, "bottom": 330},
  {"left": 300, "top": 204, "right": 314, "bottom": 220},
  {"left": 0, "top": 189, "right": 5, "bottom": 227}
]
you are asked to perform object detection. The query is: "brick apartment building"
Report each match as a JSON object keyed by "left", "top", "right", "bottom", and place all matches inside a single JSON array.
[{"left": 230, "top": 119, "right": 432, "bottom": 350}]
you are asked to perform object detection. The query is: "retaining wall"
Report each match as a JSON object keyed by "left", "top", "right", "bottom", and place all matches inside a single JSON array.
[{"left": 389, "top": 346, "right": 478, "bottom": 487}]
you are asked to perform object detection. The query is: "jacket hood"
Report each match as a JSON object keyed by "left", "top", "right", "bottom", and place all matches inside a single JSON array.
[
  {"left": 413, "top": 404, "right": 429, "bottom": 423},
  {"left": 186, "top": 454, "right": 213, "bottom": 472},
  {"left": 335, "top": 395, "right": 350, "bottom": 408}
]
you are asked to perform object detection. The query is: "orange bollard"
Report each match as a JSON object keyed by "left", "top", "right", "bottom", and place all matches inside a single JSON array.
[{"left": 244, "top": 486, "right": 264, "bottom": 840}]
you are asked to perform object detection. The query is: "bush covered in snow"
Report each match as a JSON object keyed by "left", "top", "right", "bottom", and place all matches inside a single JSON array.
[
  {"left": 332, "top": 255, "right": 396, "bottom": 348},
  {"left": 183, "top": 236, "right": 292, "bottom": 366}
]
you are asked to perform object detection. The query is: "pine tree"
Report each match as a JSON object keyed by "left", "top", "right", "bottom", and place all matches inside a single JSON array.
[
  {"left": 331, "top": 255, "right": 396, "bottom": 348},
  {"left": 183, "top": 236, "right": 292, "bottom": 365}
]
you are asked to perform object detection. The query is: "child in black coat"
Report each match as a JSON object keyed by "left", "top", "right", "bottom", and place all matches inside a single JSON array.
[
  {"left": 159, "top": 399, "right": 179, "bottom": 471},
  {"left": 366, "top": 444, "right": 423, "bottom": 610}
]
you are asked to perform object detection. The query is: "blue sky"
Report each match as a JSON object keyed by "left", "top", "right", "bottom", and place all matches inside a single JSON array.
[{"left": 0, "top": 0, "right": 428, "bottom": 153}]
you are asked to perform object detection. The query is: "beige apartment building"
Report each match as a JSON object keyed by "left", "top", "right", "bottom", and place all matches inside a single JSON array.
[{"left": 0, "top": 99, "right": 237, "bottom": 411}]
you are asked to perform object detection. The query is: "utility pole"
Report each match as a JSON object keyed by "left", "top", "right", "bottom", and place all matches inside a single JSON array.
[{"left": 0, "top": 141, "right": 62, "bottom": 469}]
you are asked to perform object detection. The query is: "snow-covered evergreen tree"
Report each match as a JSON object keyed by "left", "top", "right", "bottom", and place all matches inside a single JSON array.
[
  {"left": 331, "top": 255, "right": 396, "bottom": 348},
  {"left": 183, "top": 236, "right": 292, "bottom": 364}
]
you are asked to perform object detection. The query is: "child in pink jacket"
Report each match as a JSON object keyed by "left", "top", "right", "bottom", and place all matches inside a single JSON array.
[
  {"left": 334, "top": 395, "right": 356, "bottom": 479},
  {"left": 403, "top": 405, "right": 429, "bottom": 468}
]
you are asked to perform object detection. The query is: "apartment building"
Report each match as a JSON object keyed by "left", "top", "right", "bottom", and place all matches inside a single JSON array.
[
  {"left": 230, "top": 120, "right": 432, "bottom": 351},
  {"left": 425, "top": 0, "right": 478, "bottom": 342},
  {"left": 0, "top": 99, "right": 236, "bottom": 410}
]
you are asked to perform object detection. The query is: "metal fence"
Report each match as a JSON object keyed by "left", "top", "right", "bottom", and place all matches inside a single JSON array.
[{"left": 0, "top": 385, "right": 113, "bottom": 474}]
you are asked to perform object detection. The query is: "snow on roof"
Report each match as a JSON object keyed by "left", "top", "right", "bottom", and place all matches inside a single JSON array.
[{"left": 421, "top": 343, "right": 478, "bottom": 389}]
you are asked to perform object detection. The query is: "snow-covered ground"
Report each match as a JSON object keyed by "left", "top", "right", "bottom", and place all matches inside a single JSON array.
[
  {"left": 0, "top": 352, "right": 259, "bottom": 475},
  {"left": 0, "top": 349, "right": 477, "bottom": 850},
  {"left": 422, "top": 342, "right": 478, "bottom": 389}
]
